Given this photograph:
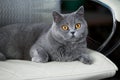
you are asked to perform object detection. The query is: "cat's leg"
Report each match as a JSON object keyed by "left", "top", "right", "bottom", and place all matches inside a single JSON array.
[
  {"left": 78, "top": 53, "right": 93, "bottom": 64},
  {"left": 30, "top": 47, "right": 49, "bottom": 63},
  {"left": 0, "top": 52, "right": 6, "bottom": 61}
]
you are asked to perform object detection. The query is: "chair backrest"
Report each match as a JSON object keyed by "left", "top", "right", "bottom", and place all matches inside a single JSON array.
[{"left": 92, "top": 0, "right": 120, "bottom": 56}]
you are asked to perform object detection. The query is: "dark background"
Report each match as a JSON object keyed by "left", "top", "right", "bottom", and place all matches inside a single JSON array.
[{"left": 62, "top": 0, "right": 120, "bottom": 79}]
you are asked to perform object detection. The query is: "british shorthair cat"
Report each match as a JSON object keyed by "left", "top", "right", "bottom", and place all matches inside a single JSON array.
[{"left": 0, "top": 6, "right": 93, "bottom": 64}]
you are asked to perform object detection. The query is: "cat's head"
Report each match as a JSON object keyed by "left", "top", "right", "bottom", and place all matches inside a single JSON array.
[{"left": 51, "top": 6, "right": 88, "bottom": 43}]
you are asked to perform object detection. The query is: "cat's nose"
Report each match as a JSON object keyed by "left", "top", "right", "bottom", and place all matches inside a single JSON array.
[{"left": 71, "top": 31, "right": 75, "bottom": 35}]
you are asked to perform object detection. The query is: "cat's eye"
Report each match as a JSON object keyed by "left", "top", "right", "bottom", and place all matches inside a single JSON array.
[
  {"left": 75, "top": 23, "right": 81, "bottom": 29},
  {"left": 61, "top": 25, "right": 69, "bottom": 30}
]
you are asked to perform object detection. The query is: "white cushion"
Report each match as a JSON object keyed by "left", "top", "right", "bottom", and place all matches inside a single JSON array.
[{"left": 0, "top": 49, "right": 118, "bottom": 80}]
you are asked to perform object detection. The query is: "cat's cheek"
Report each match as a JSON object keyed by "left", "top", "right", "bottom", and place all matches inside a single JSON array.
[
  {"left": 74, "top": 32, "right": 82, "bottom": 38},
  {"left": 58, "top": 32, "right": 65, "bottom": 40},
  {"left": 76, "top": 31, "right": 85, "bottom": 38},
  {"left": 65, "top": 34, "right": 72, "bottom": 39},
  {"left": 74, "top": 32, "right": 77, "bottom": 37},
  {"left": 68, "top": 33, "right": 73, "bottom": 38},
  {"left": 59, "top": 32, "right": 69, "bottom": 40}
]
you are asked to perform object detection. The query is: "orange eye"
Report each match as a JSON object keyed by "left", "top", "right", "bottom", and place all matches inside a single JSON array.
[
  {"left": 75, "top": 23, "right": 81, "bottom": 29},
  {"left": 61, "top": 25, "right": 69, "bottom": 30}
]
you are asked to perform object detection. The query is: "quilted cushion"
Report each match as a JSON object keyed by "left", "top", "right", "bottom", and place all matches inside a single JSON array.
[{"left": 0, "top": 49, "right": 118, "bottom": 80}]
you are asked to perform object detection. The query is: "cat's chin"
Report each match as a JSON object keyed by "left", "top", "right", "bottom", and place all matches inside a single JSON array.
[{"left": 65, "top": 38, "right": 80, "bottom": 43}]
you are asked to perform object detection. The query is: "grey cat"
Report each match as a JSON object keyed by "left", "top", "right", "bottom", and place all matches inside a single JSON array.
[{"left": 0, "top": 6, "right": 93, "bottom": 64}]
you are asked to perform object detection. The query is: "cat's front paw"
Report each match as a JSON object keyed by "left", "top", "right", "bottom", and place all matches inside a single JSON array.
[
  {"left": 30, "top": 47, "right": 49, "bottom": 63},
  {"left": 32, "top": 57, "right": 48, "bottom": 63},
  {"left": 78, "top": 55, "right": 93, "bottom": 65}
]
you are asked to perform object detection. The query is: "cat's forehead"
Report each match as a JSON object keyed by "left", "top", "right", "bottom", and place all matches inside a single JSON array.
[
  {"left": 62, "top": 13, "right": 81, "bottom": 23},
  {"left": 63, "top": 13, "right": 75, "bottom": 20}
]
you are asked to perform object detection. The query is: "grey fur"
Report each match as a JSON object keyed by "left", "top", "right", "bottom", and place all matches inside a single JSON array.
[{"left": 0, "top": 6, "right": 93, "bottom": 64}]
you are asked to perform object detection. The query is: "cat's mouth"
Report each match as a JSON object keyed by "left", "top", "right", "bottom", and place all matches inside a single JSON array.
[
  {"left": 63, "top": 34, "right": 83, "bottom": 42},
  {"left": 66, "top": 37, "right": 80, "bottom": 42}
]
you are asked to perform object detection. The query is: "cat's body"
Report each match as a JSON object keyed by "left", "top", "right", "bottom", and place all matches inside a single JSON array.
[
  {"left": 0, "top": 6, "right": 93, "bottom": 64},
  {"left": 0, "top": 23, "right": 50, "bottom": 60}
]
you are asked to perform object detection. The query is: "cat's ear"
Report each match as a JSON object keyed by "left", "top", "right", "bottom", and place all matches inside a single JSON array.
[
  {"left": 53, "top": 11, "right": 63, "bottom": 23},
  {"left": 75, "top": 6, "right": 84, "bottom": 16}
]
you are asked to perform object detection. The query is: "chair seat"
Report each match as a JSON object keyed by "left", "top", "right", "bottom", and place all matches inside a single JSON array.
[{"left": 0, "top": 49, "right": 118, "bottom": 80}]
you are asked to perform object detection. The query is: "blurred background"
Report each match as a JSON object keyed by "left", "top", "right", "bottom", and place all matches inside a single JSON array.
[{"left": 0, "top": 0, "right": 120, "bottom": 79}]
